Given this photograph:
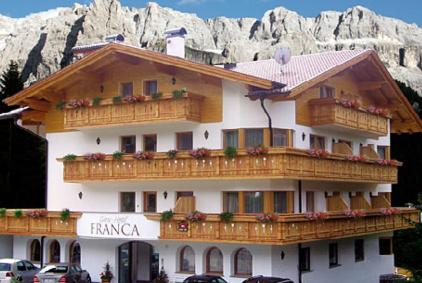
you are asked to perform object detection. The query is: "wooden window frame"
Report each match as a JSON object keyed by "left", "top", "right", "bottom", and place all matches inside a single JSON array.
[
  {"left": 223, "top": 129, "right": 239, "bottom": 148},
  {"left": 299, "top": 247, "right": 311, "bottom": 272},
  {"left": 120, "top": 135, "right": 136, "bottom": 154},
  {"left": 320, "top": 85, "right": 335, "bottom": 99},
  {"left": 272, "top": 128, "right": 293, "bottom": 147},
  {"left": 143, "top": 80, "right": 158, "bottom": 96},
  {"left": 379, "top": 238, "right": 393, "bottom": 255},
  {"left": 223, "top": 191, "right": 240, "bottom": 213},
  {"left": 176, "top": 132, "right": 193, "bottom": 151},
  {"left": 179, "top": 246, "right": 195, "bottom": 273},
  {"left": 329, "top": 243, "right": 339, "bottom": 267},
  {"left": 143, "top": 134, "right": 157, "bottom": 152},
  {"left": 244, "top": 128, "right": 266, "bottom": 148},
  {"left": 205, "top": 247, "right": 224, "bottom": 275},
  {"left": 310, "top": 134, "right": 326, "bottom": 150},
  {"left": 120, "top": 192, "right": 136, "bottom": 213},
  {"left": 234, "top": 248, "right": 252, "bottom": 277},
  {"left": 120, "top": 81, "right": 134, "bottom": 97},
  {"left": 143, "top": 192, "right": 157, "bottom": 213},
  {"left": 354, "top": 239, "right": 364, "bottom": 262}
]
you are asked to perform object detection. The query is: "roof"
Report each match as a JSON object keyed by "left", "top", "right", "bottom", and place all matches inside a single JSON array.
[
  {"left": 0, "top": 107, "right": 29, "bottom": 120},
  {"left": 225, "top": 49, "right": 370, "bottom": 95}
]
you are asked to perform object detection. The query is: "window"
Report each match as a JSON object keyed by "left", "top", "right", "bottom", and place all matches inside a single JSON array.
[
  {"left": 244, "top": 192, "right": 264, "bottom": 213},
  {"left": 310, "top": 135, "right": 325, "bottom": 150},
  {"left": 223, "top": 192, "right": 239, "bottom": 213},
  {"left": 121, "top": 82, "right": 133, "bottom": 97},
  {"left": 144, "top": 80, "right": 158, "bottom": 96},
  {"left": 274, "top": 191, "right": 293, "bottom": 214},
  {"left": 143, "top": 192, "right": 157, "bottom": 213},
  {"left": 306, "top": 191, "right": 315, "bottom": 212},
  {"left": 121, "top": 136, "right": 136, "bottom": 154},
  {"left": 176, "top": 132, "right": 193, "bottom": 151},
  {"left": 69, "top": 241, "right": 81, "bottom": 265},
  {"left": 30, "top": 240, "right": 40, "bottom": 262},
  {"left": 234, "top": 248, "right": 252, "bottom": 276},
  {"left": 320, "top": 86, "right": 335, "bottom": 98},
  {"left": 206, "top": 247, "right": 223, "bottom": 274},
  {"left": 379, "top": 238, "right": 393, "bottom": 255},
  {"left": 377, "top": 146, "right": 390, "bottom": 160},
  {"left": 179, "top": 246, "right": 195, "bottom": 273},
  {"left": 329, "top": 243, "right": 339, "bottom": 267},
  {"left": 223, "top": 130, "right": 239, "bottom": 148},
  {"left": 16, "top": 261, "right": 26, "bottom": 272},
  {"left": 273, "top": 129, "right": 289, "bottom": 147},
  {"left": 143, "top": 134, "right": 157, "bottom": 152},
  {"left": 23, "top": 261, "right": 36, "bottom": 271},
  {"left": 120, "top": 192, "right": 136, "bottom": 212},
  {"left": 355, "top": 239, "right": 364, "bottom": 262},
  {"left": 245, "top": 129, "right": 264, "bottom": 148},
  {"left": 49, "top": 240, "right": 61, "bottom": 263},
  {"left": 299, "top": 247, "right": 310, "bottom": 272},
  {"left": 177, "top": 191, "right": 194, "bottom": 199}
]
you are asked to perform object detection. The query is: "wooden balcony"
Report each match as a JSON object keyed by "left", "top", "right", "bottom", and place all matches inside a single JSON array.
[
  {"left": 0, "top": 210, "right": 80, "bottom": 237},
  {"left": 60, "top": 148, "right": 399, "bottom": 184},
  {"left": 63, "top": 93, "right": 203, "bottom": 129},
  {"left": 310, "top": 98, "right": 389, "bottom": 137},
  {"left": 145, "top": 209, "right": 419, "bottom": 245}
]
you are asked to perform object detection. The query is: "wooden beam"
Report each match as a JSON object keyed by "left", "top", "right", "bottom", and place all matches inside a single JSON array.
[
  {"left": 115, "top": 53, "right": 142, "bottom": 65},
  {"left": 358, "top": 81, "right": 386, "bottom": 91},
  {"left": 21, "top": 110, "right": 46, "bottom": 123},
  {"left": 23, "top": 98, "right": 51, "bottom": 112}
]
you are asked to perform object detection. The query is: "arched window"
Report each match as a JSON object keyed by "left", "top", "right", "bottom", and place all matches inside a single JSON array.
[
  {"left": 234, "top": 248, "right": 252, "bottom": 276},
  {"left": 30, "top": 240, "right": 41, "bottom": 262},
  {"left": 179, "top": 246, "right": 195, "bottom": 273},
  {"left": 206, "top": 247, "right": 223, "bottom": 274},
  {"left": 49, "top": 240, "right": 61, "bottom": 263},
  {"left": 69, "top": 241, "right": 81, "bottom": 265}
]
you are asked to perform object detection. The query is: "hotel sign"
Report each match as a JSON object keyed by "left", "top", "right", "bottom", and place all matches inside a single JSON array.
[{"left": 77, "top": 213, "right": 160, "bottom": 240}]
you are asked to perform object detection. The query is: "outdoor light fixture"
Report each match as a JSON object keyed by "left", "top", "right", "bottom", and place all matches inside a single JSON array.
[
  {"left": 280, "top": 251, "right": 285, "bottom": 260},
  {"left": 172, "top": 77, "right": 176, "bottom": 85},
  {"left": 163, "top": 191, "right": 168, "bottom": 199},
  {"left": 78, "top": 192, "right": 83, "bottom": 199},
  {"left": 204, "top": 130, "right": 209, "bottom": 140},
  {"left": 100, "top": 85, "right": 104, "bottom": 93},
  {"left": 302, "top": 132, "right": 306, "bottom": 141},
  {"left": 96, "top": 137, "right": 101, "bottom": 145}
]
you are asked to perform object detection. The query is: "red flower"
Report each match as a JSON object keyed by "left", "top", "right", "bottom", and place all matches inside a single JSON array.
[
  {"left": 344, "top": 209, "right": 366, "bottom": 218},
  {"left": 84, "top": 153, "right": 106, "bottom": 161},
  {"left": 305, "top": 211, "right": 329, "bottom": 221},
  {"left": 308, "top": 149, "right": 329, "bottom": 158},
  {"left": 380, "top": 208, "right": 401, "bottom": 215},
  {"left": 189, "top": 148, "right": 211, "bottom": 159},
  {"left": 68, "top": 99, "right": 89, "bottom": 109},
  {"left": 256, "top": 213, "right": 278, "bottom": 223},
  {"left": 123, "top": 95, "right": 145, "bottom": 103},
  {"left": 26, "top": 210, "right": 48, "bottom": 218},
  {"left": 133, "top": 151, "right": 155, "bottom": 160},
  {"left": 186, "top": 211, "right": 207, "bottom": 222},
  {"left": 246, "top": 146, "right": 268, "bottom": 156}
]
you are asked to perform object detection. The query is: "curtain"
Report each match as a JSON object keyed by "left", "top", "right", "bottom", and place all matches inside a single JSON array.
[
  {"left": 208, "top": 248, "right": 223, "bottom": 273},
  {"left": 274, "top": 192, "right": 288, "bottom": 213},
  {"left": 245, "top": 129, "right": 264, "bottom": 147},
  {"left": 177, "top": 132, "right": 193, "bottom": 150},
  {"left": 224, "top": 130, "right": 238, "bottom": 148},
  {"left": 244, "top": 192, "right": 263, "bottom": 213},
  {"left": 273, "top": 129, "right": 288, "bottom": 147},
  {"left": 223, "top": 192, "right": 239, "bottom": 213},
  {"left": 235, "top": 249, "right": 252, "bottom": 275},
  {"left": 181, "top": 246, "right": 195, "bottom": 272}
]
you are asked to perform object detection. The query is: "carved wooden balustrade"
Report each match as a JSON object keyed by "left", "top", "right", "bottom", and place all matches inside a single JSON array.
[
  {"left": 61, "top": 148, "right": 399, "bottom": 183},
  {"left": 0, "top": 210, "right": 80, "bottom": 237},
  {"left": 145, "top": 209, "right": 419, "bottom": 245},
  {"left": 64, "top": 93, "right": 203, "bottom": 129},
  {"left": 310, "top": 98, "right": 389, "bottom": 137}
]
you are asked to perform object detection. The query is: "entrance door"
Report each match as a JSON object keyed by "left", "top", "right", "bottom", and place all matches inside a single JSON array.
[{"left": 118, "top": 242, "right": 159, "bottom": 283}]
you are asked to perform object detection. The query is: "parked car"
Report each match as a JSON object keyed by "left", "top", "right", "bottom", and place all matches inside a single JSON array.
[
  {"left": 183, "top": 275, "right": 227, "bottom": 283},
  {"left": 0, "top": 259, "right": 40, "bottom": 283},
  {"left": 34, "top": 263, "right": 91, "bottom": 283},
  {"left": 242, "top": 276, "right": 294, "bottom": 283}
]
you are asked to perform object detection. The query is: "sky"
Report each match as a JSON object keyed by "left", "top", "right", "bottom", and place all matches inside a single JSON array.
[{"left": 0, "top": 0, "right": 421, "bottom": 27}]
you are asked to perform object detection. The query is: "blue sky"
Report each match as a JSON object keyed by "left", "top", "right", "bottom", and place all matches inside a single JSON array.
[{"left": 0, "top": 0, "right": 421, "bottom": 27}]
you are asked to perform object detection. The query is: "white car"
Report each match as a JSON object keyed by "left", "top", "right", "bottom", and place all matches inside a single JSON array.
[{"left": 0, "top": 259, "right": 40, "bottom": 283}]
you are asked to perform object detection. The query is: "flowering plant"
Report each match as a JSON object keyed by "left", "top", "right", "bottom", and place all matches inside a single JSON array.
[
  {"left": 123, "top": 95, "right": 145, "bottom": 103},
  {"left": 377, "top": 159, "right": 401, "bottom": 166},
  {"left": 84, "top": 153, "right": 106, "bottom": 161},
  {"left": 186, "top": 210, "right": 207, "bottom": 222},
  {"left": 26, "top": 210, "right": 48, "bottom": 218},
  {"left": 133, "top": 151, "right": 155, "bottom": 160},
  {"left": 339, "top": 98, "right": 360, "bottom": 109},
  {"left": 305, "top": 211, "right": 329, "bottom": 221},
  {"left": 380, "top": 208, "right": 401, "bottom": 215},
  {"left": 100, "top": 262, "right": 113, "bottom": 281},
  {"left": 166, "top": 149, "right": 178, "bottom": 159},
  {"left": 346, "top": 155, "right": 366, "bottom": 162},
  {"left": 68, "top": 99, "right": 89, "bottom": 109},
  {"left": 344, "top": 209, "right": 366, "bottom": 218},
  {"left": 367, "top": 106, "right": 390, "bottom": 117},
  {"left": 256, "top": 213, "right": 278, "bottom": 223},
  {"left": 307, "top": 148, "right": 329, "bottom": 158},
  {"left": 246, "top": 146, "right": 268, "bottom": 156},
  {"left": 189, "top": 148, "right": 210, "bottom": 159}
]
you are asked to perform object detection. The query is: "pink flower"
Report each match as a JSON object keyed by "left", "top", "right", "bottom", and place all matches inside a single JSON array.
[
  {"left": 186, "top": 211, "right": 207, "bottom": 222},
  {"left": 256, "top": 213, "right": 278, "bottom": 223},
  {"left": 344, "top": 209, "right": 366, "bottom": 218},
  {"left": 133, "top": 151, "right": 155, "bottom": 160},
  {"left": 68, "top": 99, "right": 89, "bottom": 109},
  {"left": 308, "top": 149, "right": 329, "bottom": 158},
  {"left": 189, "top": 148, "right": 211, "bottom": 159},
  {"left": 84, "top": 153, "right": 106, "bottom": 161},
  {"left": 246, "top": 146, "right": 268, "bottom": 156},
  {"left": 305, "top": 211, "right": 329, "bottom": 221}
]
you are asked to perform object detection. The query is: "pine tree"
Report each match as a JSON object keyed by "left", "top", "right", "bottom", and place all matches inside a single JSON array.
[{"left": 0, "top": 61, "right": 24, "bottom": 113}]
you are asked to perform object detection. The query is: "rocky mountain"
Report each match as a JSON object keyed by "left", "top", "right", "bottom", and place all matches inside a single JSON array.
[{"left": 0, "top": 0, "right": 421, "bottom": 94}]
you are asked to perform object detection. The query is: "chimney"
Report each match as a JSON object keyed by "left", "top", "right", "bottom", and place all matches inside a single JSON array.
[{"left": 164, "top": 27, "right": 187, "bottom": 58}]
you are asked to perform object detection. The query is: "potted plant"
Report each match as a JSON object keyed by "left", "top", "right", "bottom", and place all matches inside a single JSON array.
[
  {"left": 55, "top": 100, "right": 66, "bottom": 111},
  {"left": 246, "top": 146, "right": 268, "bottom": 156},
  {"left": 166, "top": 149, "right": 178, "bottom": 159},
  {"left": 189, "top": 148, "right": 210, "bottom": 159},
  {"left": 186, "top": 210, "right": 206, "bottom": 222},
  {"left": 63, "top": 154, "right": 77, "bottom": 162},
  {"left": 14, "top": 210, "right": 23, "bottom": 218},
  {"left": 160, "top": 210, "right": 174, "bottom": 221},
  {"left": 84, "top": 153, "right": 106, "bottom": 161},
  {"left": 305, "top": 211, "right": 329, "bottom": 221},
  {"left": 344, "top": 209, "right": 366, "bottom": 218},
  {"left": 307, "top": 148, "right": 329, "bottom": 158},
  {"left": 133, "top": 151, "right": 155, "bottom": 160},
  {"left": 26, "top": 210, "right": 48, "bottom": 219},
  {"left": 60, "top": 209, "right": 70, "bottom": 222},
  {"left": 112, "top": 96, "right": 122, "bottom": 104},
  {"left": 92, "top": 96, "right": 103, "bottom": 107},
  {"left": 123, "top": 95, "right": 145, "bottom": 103},
  {"left": 219, "top": 212, "right": 234, "bottom": 223},
  {"left": 256, "top": 213, "right": 278, "bottom": 223},
  {"left": 100, "top": 262, "right": 114, "bottom": 283},
  {"left": 224, "top": 146, "right": 237, "bottom": 158},
  {"left": 172, "top": 88, "right": 187, "bottom": 99},
  {"left": 154, "top": 267, "right": 168, "bottom": 283},
  {"left": 151, "top": 92, "right": 163, "bottom": 100},
  {"left": 68, "top": 99, "right": 89, "bottom": 109},
  {"left": 0, "top": 208, "right": 6, "bottom": 218},
  {"left": 112, "top": 151, "right": 124, "bottom": 161}
]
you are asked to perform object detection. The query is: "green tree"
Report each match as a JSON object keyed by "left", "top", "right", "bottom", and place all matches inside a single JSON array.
[{"left": 0, "top": 61, "right": 23, "bottom": 113}]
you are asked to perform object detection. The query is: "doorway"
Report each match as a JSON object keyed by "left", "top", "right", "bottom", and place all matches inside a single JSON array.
[{"left": 118, "top": 242, "right": 159, "bottom": 283}]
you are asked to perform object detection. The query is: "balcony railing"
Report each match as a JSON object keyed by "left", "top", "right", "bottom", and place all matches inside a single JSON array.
[
  {"left": 63, "top": 93, "right": 203, "bottom": 129},
  {"left": 60, "top": 148, "right": 399, "bottom": 184},
  {"left": 309, "top": 98, "right": 389, "bottom": 137},
  {"left": 0, "top": 210, "right": 80, "bottom": 237},
  {"left": 145, "top": 209, "right": 419, "bottom": 245}
]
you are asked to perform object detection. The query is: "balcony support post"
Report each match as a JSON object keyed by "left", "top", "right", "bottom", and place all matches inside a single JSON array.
[{"left": 40, "top": 236, "right": 45, "bottom": 268}]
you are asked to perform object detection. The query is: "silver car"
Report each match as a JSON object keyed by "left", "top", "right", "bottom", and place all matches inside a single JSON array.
[
  {"left": 34, "top": 264, "right": 91, "bottom": 283},
  {"left": 0, "top": 259, "right": 40, "bottom": 283}
]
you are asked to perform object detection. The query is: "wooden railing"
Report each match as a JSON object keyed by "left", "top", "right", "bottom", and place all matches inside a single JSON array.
[
  {"left": 61, "top": 148, "right": 399, "bottom": 184},
  {"left": 0, "top": 210, "right": 80, "bottom": 237},
  {"left": 145, "top": 209, "right": 419, "bottom": 245},
  {"left": 64, "top": 93, "right": 203, "bottom": 129},
  {"left": 310, "top": 98, "right": 389, "bottom": 137}
]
